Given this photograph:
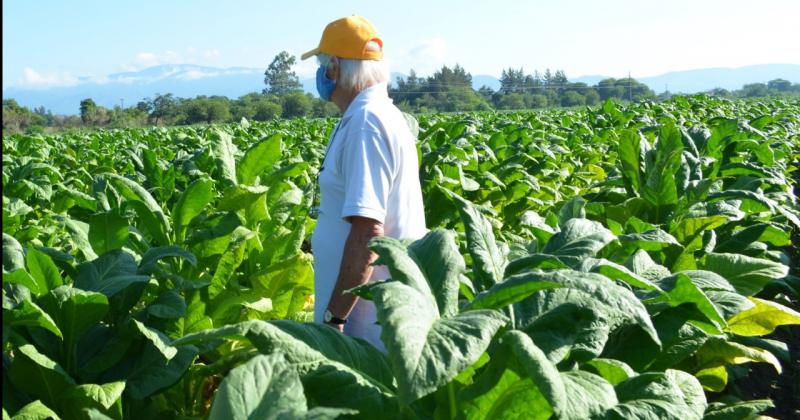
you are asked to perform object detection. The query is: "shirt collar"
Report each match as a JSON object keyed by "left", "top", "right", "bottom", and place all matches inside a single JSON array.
[{"left": 342, "top": 82, "right": 390, "bottom": 118}]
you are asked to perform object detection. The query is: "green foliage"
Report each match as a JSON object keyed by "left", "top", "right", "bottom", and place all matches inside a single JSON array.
[{"left": 3, "top": 96, "right": 799, "bottom": 419}]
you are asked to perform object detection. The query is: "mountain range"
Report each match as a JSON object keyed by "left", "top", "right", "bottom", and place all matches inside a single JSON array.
[{"left": 3, "top": 63, "right": 798, "bottom": 115}]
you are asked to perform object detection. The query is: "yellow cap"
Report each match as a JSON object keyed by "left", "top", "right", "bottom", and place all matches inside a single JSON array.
[{"left": 301, "top": 16, "right": 383, "bottom": 61}]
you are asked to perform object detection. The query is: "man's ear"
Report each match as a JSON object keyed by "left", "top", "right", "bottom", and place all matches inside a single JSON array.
[{"left": 327, "top": 56, "right": 340, "bottom": 81}]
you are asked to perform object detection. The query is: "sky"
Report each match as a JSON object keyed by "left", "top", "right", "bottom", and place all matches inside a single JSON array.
[{"left": 3, "top": 0, "right": 800, "bottom": 89}]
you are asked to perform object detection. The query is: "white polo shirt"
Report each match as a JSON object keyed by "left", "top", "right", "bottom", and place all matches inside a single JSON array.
[{"left": 311, "top": 82, "right": 427, "bottom": 350}]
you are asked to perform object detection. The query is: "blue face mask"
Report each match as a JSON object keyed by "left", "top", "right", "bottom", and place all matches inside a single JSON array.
[{"left": 316, "top": 64, "right": 336, "bottom": 101}]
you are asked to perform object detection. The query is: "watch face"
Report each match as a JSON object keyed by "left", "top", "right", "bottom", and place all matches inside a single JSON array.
[{"left": 324, "top": 310, "right": 332, "bottom": 322}]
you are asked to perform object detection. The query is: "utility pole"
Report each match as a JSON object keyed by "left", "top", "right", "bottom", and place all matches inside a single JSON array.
[{"left": 120, "top": 98, "right": 124, "bottom": 109}]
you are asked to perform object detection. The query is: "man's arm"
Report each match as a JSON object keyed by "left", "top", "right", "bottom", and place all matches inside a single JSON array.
[{"left": 325, "top": 216, "right": 384, "bottom": 330}]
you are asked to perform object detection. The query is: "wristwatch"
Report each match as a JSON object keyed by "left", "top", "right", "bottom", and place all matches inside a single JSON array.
[{"left": 324, "top": 309, "right": 347, "bottom": 325}]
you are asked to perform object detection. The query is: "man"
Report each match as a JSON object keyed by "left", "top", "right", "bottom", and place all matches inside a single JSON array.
[{"left": 302, "top": 16, "right": 426, "bottom": 350}]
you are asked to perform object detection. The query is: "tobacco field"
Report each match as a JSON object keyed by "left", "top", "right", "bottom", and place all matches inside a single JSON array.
[{"left": 3, "top": 96, "right": 800, "bottom": 419}]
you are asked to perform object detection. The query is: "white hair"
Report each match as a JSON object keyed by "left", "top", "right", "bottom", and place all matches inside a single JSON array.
[{"left": 318, "top": 44, "right": 389, "bottom": 92}]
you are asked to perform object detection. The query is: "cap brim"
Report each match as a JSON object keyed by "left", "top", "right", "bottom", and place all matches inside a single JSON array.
[{"left": 300, "top": 47, "right": 320, "bottom": 60}]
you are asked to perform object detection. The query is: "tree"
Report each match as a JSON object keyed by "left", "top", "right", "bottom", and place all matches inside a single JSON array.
[
  {"left": 497, "top": 93, "right": 526, "bottom": 110},
  {"left": 707, "top": 87, "right": 730, "bottom": 97},
  {"left": 281, "top": 92, "right": 312, "bottom": 118},
  {"left": 500, "top": 68, "right": 526, "bottom": 93},
  {"left": 255, "top": 101, "right": 282, "bottom": 120},
  {"left": 478, "top": 85, "right": 495, "bottom": 101},
  {"left": 149, "top": 93, "right": 178, "bottom": 125},
  {"left": 561, "top": 91, "right": 585, "bottom": 107},
  {"left": 80, "top": 98, "right": 98, "bottom": 125},
  {"left": 526, "top": 94, "right": 548, "bottom": 108},
  {"left": 583, "top": 89, "right": 600, "bottom": 105},
  {"left": 596, "top": 78, "right": 626, "bottom": 100},
  {"left": 312, "top": 100, "right": 340, "bottom": 118},
  {"left": 740, "top": 83, "right": 769, "bottom": 98},
  {"left": 264, "top": 51, "right": 302, "bottom": 95},
  {"left": 767, "top": 79, "right": 791, "bottom": 92}
]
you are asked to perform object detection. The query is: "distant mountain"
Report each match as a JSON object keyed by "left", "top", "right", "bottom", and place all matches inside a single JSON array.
[
  {"left": 574, "top": 64, "right": 800, "bottom": 93},
  {"left": 638, "top": 64, "right": 800, "bottom": 93},
  {"left": 4, "top": 63, "right": 798, "bottom": 114},
  {"left": 4, "top": 65, "right": 266, "bottom": 114},
  {"left": 473, "top": 75, "right": 501, "bottom": 91}
]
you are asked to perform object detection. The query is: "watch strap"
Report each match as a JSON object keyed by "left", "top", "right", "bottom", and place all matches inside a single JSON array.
[{"left": 324, "top": 309, "right": 347, "bottom": 325}]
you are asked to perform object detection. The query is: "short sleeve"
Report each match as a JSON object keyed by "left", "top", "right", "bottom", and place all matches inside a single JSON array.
[{"left": 340, "top": 128, "right": 395, "bottom": 223}]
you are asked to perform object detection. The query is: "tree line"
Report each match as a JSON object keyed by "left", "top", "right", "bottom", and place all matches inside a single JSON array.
[{"left": 3, "top": 51, "right": 800, "bottom": 134}]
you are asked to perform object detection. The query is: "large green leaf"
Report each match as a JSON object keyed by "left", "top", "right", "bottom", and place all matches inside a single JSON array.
[
  {"left": 63, "top": 218, "right": 98, "bottom": 261},
  {"left": 237, "top": 134, "right": 282, "bottom": 185},
  {"left": 175, "top": 320, "right": 400, "bottom": 417},
  {"left": 617, "top": 229, "right": 681, "bottom": 251},
  {"left": 446, "top": 189, "right": 506, "bottom": 289},
  {"left": 137, "top": 245, "right": 197, "bottom": 275},
  {"left": 642, "top": 123, "right": 683, "bottom": 208},
  {"left": 541, "top": 219, "right": 615, "bottom": 267},
  {"left": 513, "top": 270, "right": 661, "bottom": 362},
  {"left": 694, "top": 337, "right": 782, "bottom": 374},
  {"left": 60, "top": 381, "right": 126, "bottom": 420},
  {"left": 209, "top": 127, "right": 238, "bottom": 186},
  {"left": 604, "top": 370, "right": 706, "bottom": 419},
  {"left": 504, "top": 331, "right": 617, "bottom": 419},
  {"left": 504, "top": 254, "right": 568, "bottom": 277},
  {"left": 651, "top": 273, "right": 727, "bottom": 332},
  {"left": 700, "top": 253, "right": 789, "bottom": 296},
  {"left": 464, "top": 271, "right": 564, "bottom": 311},
  {"left": 5, "top": 299, "right": 63, "bottom": 338},
  {"left": 104, "top": 173, "right": 170, "bottom": 240},
  {"left": 8, "top": 344, "right": 76, "bottom": 410},
  {"left": 618, "top": 129, "right": 645, "bottom": 195},
  {"left": 208, "top": 353, "right": 355, "bottom": 420},
  {"left": 670, "top": 270, "right": 752, "bottom": 320},
  {"left": 208, "top": 353, "right": 305, "bottom": 420},
  {"left": 129, "top": 319, "right": 178, "bottom": 360},
  {"left": 582, "top": 359, "right": 635, "bottom": 386},
  {"left": 250, "top": 253, "right": 313, "bottom": 319},
  {"left": 207, "top": 226, "right": 254, "bottom": 299},
  {"left": 727, "top": 297, "right": 800, "bottom": 336},
  {"left": 408, "top": 229, "right": 465, "bottom": 318},
  {"left": 74, "top": 250, "right": 150, "bottom": 297},
  {"left": 703, "top": 399, "right": 774, "bottom": 420},
  {"left": 577, "top": 258, "right": 660, "bottom": 291},
  {"left": 122, "top": 344, "right": 197, "bottom": 399},
  {"left": 171, "top": 178, "right": 214, "bottom": 242},
  {"left": 368, "top": 280, "right": 508, "bottom": 402},
  {"left": 4, "top": 269, "right": 46, "bottom": 298},
  {"left": 8, "top": 400, "right": 60, "bottom": 420},
  {"left": 460, "top": 370, "right": 551, "bottom": 420},
  {"left": 147, "top": 290, "right": 187, "bottom": 319},
  {"left": 25, "top": 248, "right": 63, "bottom": 292},
  {"left": 88, "top": 210, "right": 129, "bottom": 255},
  {"left": 39, "top": 286, "right": 108, "bottom": 372},
  {"left": 3, "top": 232, "right": 25, "bottom": 272}
]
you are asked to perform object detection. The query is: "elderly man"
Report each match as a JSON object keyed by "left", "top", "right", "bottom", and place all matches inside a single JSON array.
[{"left": 302, "top": 16, "right": 426, "bottom": 350}]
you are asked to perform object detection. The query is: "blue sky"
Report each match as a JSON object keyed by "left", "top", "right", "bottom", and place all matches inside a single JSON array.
[{"left": 4, "top": 0, "right": 799, "bottom": 88}]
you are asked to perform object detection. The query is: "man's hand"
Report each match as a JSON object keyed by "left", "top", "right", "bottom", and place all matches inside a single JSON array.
[{"left": 325, "top": 216, "right": 384, "bottom": 325}]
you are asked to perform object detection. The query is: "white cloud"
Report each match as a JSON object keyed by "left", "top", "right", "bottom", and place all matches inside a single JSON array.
[
  {"left": 177, "top": 70, "right": 220, "bottom": 80},
  {"left": 17, "top": 67, "right": 79, "bottom": 88},
  {"left": 387, "top": 38, "right": 448, "bottom": 76},
  {"left": 203, "top": 49, "right": 221, "bottom": 60},
  {"left": 294, "top": 56, "right": 319, "bottom": 78},
  {"left": 120, "top": 48, "right": 223, "bottom": 71}
]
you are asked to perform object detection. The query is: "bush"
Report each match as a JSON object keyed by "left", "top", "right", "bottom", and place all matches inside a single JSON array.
[
  {"left": 281, "top": 92, "right": 313, "bottom": 118},
  {"left": 254, "top": 101, "right": 282, "bottom": 121}
]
